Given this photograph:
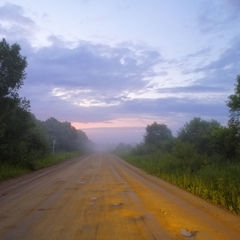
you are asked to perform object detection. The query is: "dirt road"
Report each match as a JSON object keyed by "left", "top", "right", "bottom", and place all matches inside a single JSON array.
[{"left": 0, "top": 153, "right": 240, "bottom": 240}]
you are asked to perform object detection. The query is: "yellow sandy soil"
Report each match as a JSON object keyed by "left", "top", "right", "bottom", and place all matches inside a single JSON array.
[{"left": 0, "top": 153, "right": 239, "bottom": 239}]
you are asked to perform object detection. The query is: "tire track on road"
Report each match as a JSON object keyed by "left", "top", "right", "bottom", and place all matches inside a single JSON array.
[{"left": 1, "top": 153, "right": 240, "bottom": 240}]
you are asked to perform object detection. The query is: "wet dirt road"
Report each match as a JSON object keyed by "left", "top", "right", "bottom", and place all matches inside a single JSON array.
[{"left": 0, "top": 153, "right": 240, "bottom": 240}]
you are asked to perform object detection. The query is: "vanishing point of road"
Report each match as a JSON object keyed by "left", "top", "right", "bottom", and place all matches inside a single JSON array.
[{"left": 0, "top": 153, "right": 240, "bottom": 239}]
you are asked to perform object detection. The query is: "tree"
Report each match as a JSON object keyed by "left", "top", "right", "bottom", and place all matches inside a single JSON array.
[
  {"left": 41, "top": 117, "right": 91, "bottom": 152},
  {"left": 0, "top": 39, "right": 27, "bottom": 98},
  {"left": 114, "top": 143, "right": 132, "bottom": 154},
  {"left": 209, "top": 127, "right": 238, "bottom": 160},
  {"left": 0, "top": 38, "right": 28, "bottom": 124},
  {"left": 0, "top": 39, "right": 49, "bottom": 166},
  {"left": 144, "top": 122, "right": 172, "bottom": 146},
  {"left": 227, "top": 75, "right": 240, "bottom": 133},
  {"left": 177, "top": 117, "right": 221, "bottom": 154},
  {"left": 76, "top": 130, "right": 93, "bottom": 152}
]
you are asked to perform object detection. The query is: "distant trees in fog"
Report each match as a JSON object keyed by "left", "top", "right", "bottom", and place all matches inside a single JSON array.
[{"left": 0, "top": 39, "right": 92, "bottom": 168}]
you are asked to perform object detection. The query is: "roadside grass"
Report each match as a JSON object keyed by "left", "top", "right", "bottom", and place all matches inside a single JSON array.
[
  {"left": 0, "top": 164, "right": 28, "bottom": 181},
  {"left": 120, "top": 153, "right": 240, "bottom": 215},
  {"left": 0, "top": 152, "right": 81, "bottom": 181},
  {"left": 33, "top": 151, "right": 81, "bottom": 170}
]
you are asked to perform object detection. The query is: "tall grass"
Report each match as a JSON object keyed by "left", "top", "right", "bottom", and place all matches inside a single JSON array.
[
  {"left": 121, "top": 152, "right": 240, "bottom": 214},
  {"left": 0, "top": 151, "right": 81, "bottom": 181},
  {"left": 34, "top": 151, "right": 81, "bottom": 169},
  {"left": 0, "top": 164, "right": 28, "bottom": 181}
]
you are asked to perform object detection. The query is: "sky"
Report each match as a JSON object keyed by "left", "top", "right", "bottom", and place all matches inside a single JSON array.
[{"left": 0, "top": 0, "right": 240, "bottom": 144}]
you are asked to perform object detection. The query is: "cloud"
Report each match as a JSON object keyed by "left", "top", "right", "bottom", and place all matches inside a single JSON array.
[
  {"left": 24, "top": 36, "right": 162, "bottom": 108},
  {"left": 184, "top": 38, "right": 240, "bottom": 91},
  {"left": 198, "top": 0, "right": 240, "bottom": 33},
  {"left": 201, "top": 39, "right": 239, "bottom": 72},
  {"left": 16, "top": 33, "right": 235, "bottom": 131},
  {"left": 186, "top": 48, "right": 211, "bottom": 58},
  {"left": 0, "top": 3, "right": 34, "bottom": 25},
  {"left": 119, "top": 97, "right": 228, "bottom": 119},
  {"left": 0, "top": 3, "right": 36, "bottom": 41},
  {"left": 2, "top": 2, "right": 236, "bottom": 140}
]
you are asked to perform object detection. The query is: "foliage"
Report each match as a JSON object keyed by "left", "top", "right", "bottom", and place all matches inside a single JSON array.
[
  {"left": 0, "top": 38, "right": 27, "bottom": 99},
  {"left": 113, "top": 143, "right": 133, "bottom": 157},
  {"left": 39, "top": 117, "right": 92, "bottom": 153},
  {"left": 114, "top": 143, "right": 133, "bottom": 155},
  {"left": 0, "top": 111, "right": 48, "bottom": 167},
  {"left": 0, "top": 38, "right": 47, "bottom": 168},
  {"left": 33, "top": 152, "right": 81, "bottom": 169},
  {"left": 177, "top": 117, "right": 221, "bottom": 154},
  {"left": 0, "top": 39, "right": 30, "bottom": 150},
  {"left": 116, "top": 85, "right": 240, "bottom": 213},
  {"left": 121, "top": 152, "right": 240, "bottom": 214},
  {"left": 227, "top": 75, "right": 240, "bottom": 132},
  {"left": 0, "top": 39, "right": 92, "bottom": 171},
  {"left": 209, "top": 127, "right": 239, "bottom": 159},
  {"left": 0, "top": 152, "right": 81, "bottom": 181},
  {"left": 0, "top": 164, "right": 28, "bottom": 181},
  {"left": 144, "top": 122, "right": 172, "bottom": 146},
  {"left": 40, "top": 117, "right": 77, "bottom": 151},
  {"left": 76, "top": 129, "right": 93, "bottom": 152}
]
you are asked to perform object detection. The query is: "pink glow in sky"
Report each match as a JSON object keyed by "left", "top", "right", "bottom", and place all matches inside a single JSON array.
[{"left": 1, "top": 0, "right": 239, "bottom": 143}]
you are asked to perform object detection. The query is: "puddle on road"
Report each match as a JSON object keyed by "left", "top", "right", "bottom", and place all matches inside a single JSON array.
[
  {"left": 76, "top": 181, "right": 85, "bottom": 184},
  {"left": 90, "top": 197, "right": 98, "bottom": 201},
  {"left": 37, "top": 208, "right": 46, "bottom": 211},
  {"left": 89, "top": 196, "right": 98, "bottom": 206},
  {"left": 131, "top": 215, "right": 145, "bottom": 221},
  {"left": 120, "top": 209, "right": 145, "bottom": 221},
  {"left": 112, "top": 203, "right": 123, "bottom": 207},
  {"left": 180, "top": 228, "right": 198, "bottom": 238}
]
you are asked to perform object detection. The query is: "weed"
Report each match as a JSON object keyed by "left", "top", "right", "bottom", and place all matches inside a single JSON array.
[
  {"left": 0, "top": 152, "right": 81, "bottom": 181},
  {"left": 121, "top": 152, "right": 240, "bottom": 214}
]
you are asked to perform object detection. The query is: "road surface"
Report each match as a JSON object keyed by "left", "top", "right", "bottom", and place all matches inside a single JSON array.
[{"left": 0, "top": 153, "right": 240, "bottom": 240}]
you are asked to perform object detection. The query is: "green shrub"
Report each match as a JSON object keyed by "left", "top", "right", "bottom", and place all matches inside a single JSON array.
[{"left": 122, "top": 152, "right": 240, "bottom": 214}]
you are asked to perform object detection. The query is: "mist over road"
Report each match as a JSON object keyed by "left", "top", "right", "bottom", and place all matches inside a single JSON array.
[{"left": 0, "top": 153, "right": 239, "bottom": 239}]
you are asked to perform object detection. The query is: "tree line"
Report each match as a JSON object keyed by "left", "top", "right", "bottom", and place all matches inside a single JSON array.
[
  {"left": 115, "top": 75, "right": 240, "bottom": 214},
  {"left": 0, "top": 39, "right": 92, "bottom": 169},
  {"left": 117, "top": 75, "right": 240, "bottom": 163}
]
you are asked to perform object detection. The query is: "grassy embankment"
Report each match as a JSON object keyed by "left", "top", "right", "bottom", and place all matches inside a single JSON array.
[
  {"left": 0, "top": 152, "right": 81, "bottom": 181},
  {"left": 119, "top": 152, "right": 240, "bottom": 215}
]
